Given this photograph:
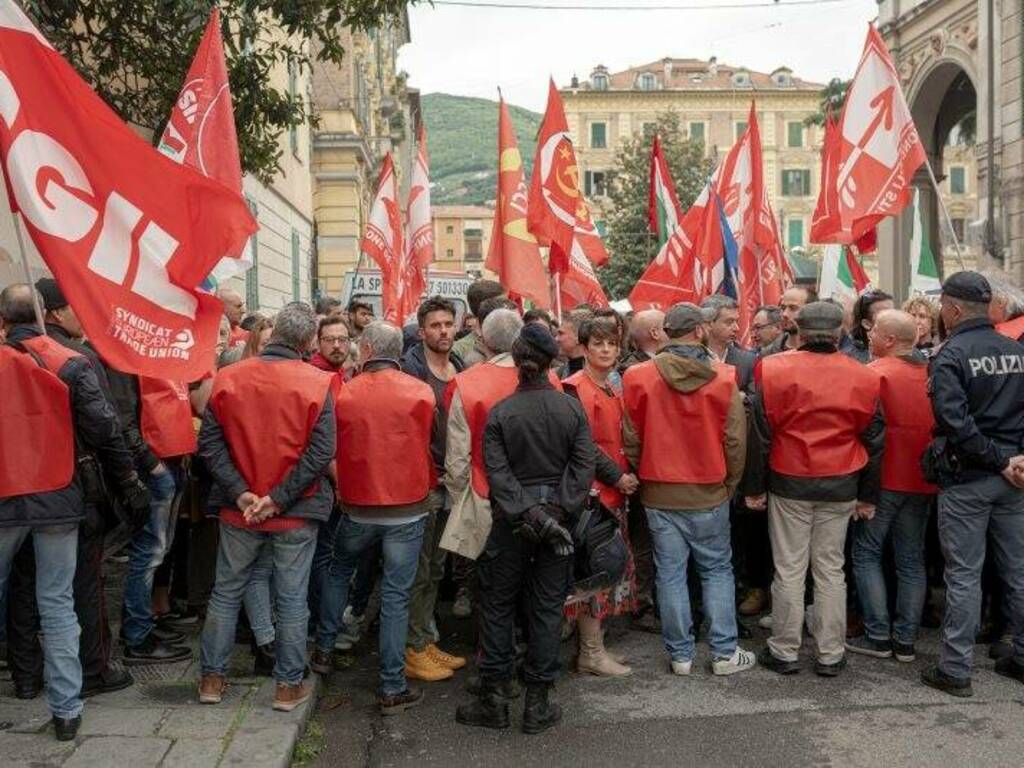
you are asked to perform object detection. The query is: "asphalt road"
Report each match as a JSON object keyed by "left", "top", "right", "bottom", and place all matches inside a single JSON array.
[{"left": 308, "top": 613, "right": 1024, "bottom": 768}]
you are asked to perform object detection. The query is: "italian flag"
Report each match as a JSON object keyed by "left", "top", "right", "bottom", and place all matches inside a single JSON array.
[
  {"left": 819, "top": 243, "right": 871, "bottom": 301},
  {"left": 648, "top": 135, "right": 684, "bottom": 250},
  {"left": 909, "top": 188, "right": 941, "bottom": 295}
]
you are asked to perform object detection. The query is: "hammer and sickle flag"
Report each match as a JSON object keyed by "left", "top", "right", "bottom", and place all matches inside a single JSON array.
[{"left": 528, "top": 78, "right": 607, "bottom": 274}]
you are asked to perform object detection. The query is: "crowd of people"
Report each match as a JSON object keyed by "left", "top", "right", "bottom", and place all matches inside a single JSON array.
[{"left": 2, "top": 269, "right": 1024, "bottom": 741}]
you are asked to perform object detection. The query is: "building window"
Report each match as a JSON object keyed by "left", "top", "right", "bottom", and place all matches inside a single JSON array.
[
  {"left": 595, "top": 220, "right": 607, "bottom": 236},
  {"left": 639, "top": 73, "right": 656, "bottom": 91},
  {"left": 244, "top": 197, "right": 259, "bottom": 311},
  {"left": 446, "top": 248, "right": 454, "bottom": 258},
  {"left": 787, "top": 121, "right": 804, "bottom": 148},
  {"left": 288, "top": 62, "right": 299, "bottom": 157},
  {"left": 590, "top": 122, "right": 607, "bottom": 149},
  {"left": 592, "top": 73, "right": 608, "bottom": 90},
  {"left": 291, "top": 229, "right": 301, "bottom": 301},
  {"left": 781, "top": 169, "right": 812, "bottom": 197},
  {"left": 734, "top": 121, "right": 747, "bottom": 141},
  {"left": 584, "top": 170, "right": 607, "bottom": 197},
  {"left": 787, "top": 218, "right": 804, "bottom": 248},
  {"left": 465, "top": 222, "right": 483, "bottom": 261},
  {"left": 949, "top": 166, "right": 966, "bottom": 194},
  {"left": 951, "top": 217, "right": 966, "bottom": 242},
  {"left": 446, "top": 225, "right": 454, "bottom": 234},
  {"left": 689, "top": 122, "right": 706, "bottom": 144},
  {"left": 732, "top": 70, "right": 751, "bottom": 87}
]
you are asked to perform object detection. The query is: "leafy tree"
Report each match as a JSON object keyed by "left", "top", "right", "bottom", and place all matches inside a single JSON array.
[
  {"left": 24, "top": 0, "right": 414, "bottom": 182},
  {"left": 805, "top": 78, "right": 850, "bottom": 126},
  {"left": 600, "top": 113, "right": 714, "bottom": 299}
]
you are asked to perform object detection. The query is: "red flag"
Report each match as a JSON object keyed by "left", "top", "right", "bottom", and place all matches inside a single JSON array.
[
  {"left": 0, "top": 3, "right": 255, "bottom": 381},
  {"left": 528, "top": 79, "right": 608, "bottom": 273},
  {"left": 813, "top": 25, "right": 925, "bottom": 246},
  {"left": 361, "top": 154, "right": 404, "bottom": 322},
  {"left": 395, "top": 123, "right": 433, "bottom": 322},
  {"left": 485, "top": 98, "right": 550, "bottom": 308},
  {"left": 560, "top": 239, "right": 609, "bottom": 310},
  {"left": 157, "top": 7, "right": 248, "bottom": 283},
  {"left": 811, "top": 114, "right": 878, "bottom": 254},
  {"left": 648, "top": 134, "right": 684, "bottom": 247}
]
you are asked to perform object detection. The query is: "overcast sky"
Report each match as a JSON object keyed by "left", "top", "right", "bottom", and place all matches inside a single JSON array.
[{"left": 399, "top": 0, "right": 879, "bottom": 112}]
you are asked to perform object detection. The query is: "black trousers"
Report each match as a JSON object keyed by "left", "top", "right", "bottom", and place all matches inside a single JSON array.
[
  {"left": 734, "top": 502, "right": 773, "bottom": 591},
  {"left": 6, "top": 509, "right": 112, "bottom": 686},
  {"left": 476, "top": 517, "right": 573, "bottom": 686}
]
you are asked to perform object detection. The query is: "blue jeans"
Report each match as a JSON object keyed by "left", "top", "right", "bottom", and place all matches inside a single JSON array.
[
  {"left": 646, "top": 503, "right": 738, "bottom": 662},
  {"left": 243, "top": 544, "right": 275, "bottom": 647},
  {"left": 938, "top": 475, "right": 1024, "bottom": 679},
  {"left": 852, "top": 490, "right": 931, "bottom": 644},
  {"left": 122, "top": 468, "right": 178, "bottom": 646},
  {"left": 0, "top": 524, "right": 82, "bottom": 719},
  {"left": 316, "top": 515, "right": 426, "bottom": 695},
  {"left": 200, "top": 522, "right": 316, "bottom": 685},
  {"left": 308, "top": 508, "right": 341, "bottom": 634}
]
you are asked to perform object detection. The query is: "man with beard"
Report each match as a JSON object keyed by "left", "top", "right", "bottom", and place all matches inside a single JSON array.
[
  {"left": 763, "top": 286, "right": 818, "bottom": 356},
  {"left": 310, "top": 316, "right": 352, "bottom": 375},
  {"left": 400, "top": 297, "right": 467, "bottom": 680}
]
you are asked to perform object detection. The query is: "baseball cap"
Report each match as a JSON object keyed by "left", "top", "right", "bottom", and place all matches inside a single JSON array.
[{"left": 941, "top": 271, "right": 992, "bottom": 304}]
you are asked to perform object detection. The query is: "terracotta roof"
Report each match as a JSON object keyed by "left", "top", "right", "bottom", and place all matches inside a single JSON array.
[
  {"left": 432, "top": 205, "right": 494, "bottom": 218},
  {"left": 572, "top": 58, "right": 823, "bottom": 93}
]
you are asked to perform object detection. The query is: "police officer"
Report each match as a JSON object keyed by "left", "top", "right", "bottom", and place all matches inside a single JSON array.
[{"left": 921, "top": 271, "right": 1024, "bottom": 696}]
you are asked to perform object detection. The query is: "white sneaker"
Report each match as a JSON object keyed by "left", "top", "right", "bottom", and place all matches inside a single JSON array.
[
  {"left": 758, "top": 613, "right": 773, "bottom": 630},
  {"left": 670, "top": 659, "right": 693, "bottom": 676},
  {"left": 712, "top": 647, "right": 757, "bottom": 676},
  {"left": 334, "top": 606, "right": 364, "bottom": 650}
]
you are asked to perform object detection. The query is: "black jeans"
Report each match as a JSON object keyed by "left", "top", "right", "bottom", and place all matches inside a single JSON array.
[{"left": 476, "top": 517, "right": 573, "bottom": 686}]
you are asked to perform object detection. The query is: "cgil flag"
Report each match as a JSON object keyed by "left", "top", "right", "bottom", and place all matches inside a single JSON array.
[
  {"left": 648, "top": 135, "right": 684, "bottom": 250},
  {"left": 157, "top": 8, "right": 250, "bottom": 285},
  {"left": 560, "top": 238, "right": 610, "bottom": 310},
  {"left": 361, "top": 154, "right": 405, "bottom": 322},
  {"left": 819, "top": 244, "right": 872, "bottom": 302},
  {"left": 485, "top": 97, "right": 550, "bottom": 308},
  {"left": 0, "top": 1, "right": 256, "bottom": 380},
  {"left": 909, "top": 188, "right": 941, "bottom": 295},
  {"left": 397, "top": 122, "right": 433, "bottom": 322}
]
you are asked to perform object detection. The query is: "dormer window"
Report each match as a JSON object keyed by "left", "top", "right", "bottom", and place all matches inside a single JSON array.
[
  {"left": 731, "top": 69, "right": 751, "bottom": 88},
  {"left": 771, "top": 67, "right": 793, "bottom": 87},
  {"left": 593, "top": 73, "right": 608, "bottom": 91},
  {"left": 639, "top": 73, "right": 657, "bottom": 91}
]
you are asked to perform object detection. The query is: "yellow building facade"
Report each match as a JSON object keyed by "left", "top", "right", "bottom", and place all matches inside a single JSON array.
[{"left": 432, "top": 205, "right": 495, "bottom": 276}]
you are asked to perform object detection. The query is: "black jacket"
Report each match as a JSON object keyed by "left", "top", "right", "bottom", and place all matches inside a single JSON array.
[
  {"left": 399, "top": 341, "right": 466, "bottom": 381},
  {"left": 198, "top": 344, "right": 336, "bottom": 522},
  {"left": 1, "top": 326, "right": 136, "bottom": 528},
  {"left": 104, "top": 367, "right": 161, "bottom": 475},
  {"left": 840, "top": 334, "right": 871, "bottom": 364},
  {"left": 928, "top": 317, "right": 1024, "bottom": 481},
  {"left": 483, "top": 380, "right": 596, "bottom": 519},
  {"left": 745, "top": 343, "right": 885, "bottom": 503},
  {"left": 724, "top": 343, "right": 756, "bottom": 393}
]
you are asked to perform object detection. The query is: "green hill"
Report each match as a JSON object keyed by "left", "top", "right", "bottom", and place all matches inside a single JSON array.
[{"left": 421, "top": 92, "right": 540, "bottom": 206}]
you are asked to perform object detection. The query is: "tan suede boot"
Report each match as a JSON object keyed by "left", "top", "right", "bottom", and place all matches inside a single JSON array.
[
  {"left": 576, "top": 615, "right": 631, "bottom": 677},
  {"left": 600, "top": 624, "right": 628, "bottom": 666}
]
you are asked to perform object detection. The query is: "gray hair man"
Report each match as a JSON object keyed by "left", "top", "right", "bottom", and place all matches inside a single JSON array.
[
  {"left": 981, "top": 268, "right": 1024, "bottom": 342},
  {"left": 746, "top": 301, "right": 884, "bottom": 678},
  {"left": 751, "top": 305, "right": 783, "bottom": 351},
  {"left": 198, "top": 300, "right": 336, "bottom": 712},
  {"left": 700, "top": 294, "right": 755, "bottom": 391}
]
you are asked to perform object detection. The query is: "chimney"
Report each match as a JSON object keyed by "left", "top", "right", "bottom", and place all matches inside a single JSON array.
[
  {"left": 708, "top": 56, "right": 718, "bottom": 77},
  {"left": 663, "top": 57, "right": 673, "bottom": 82}
]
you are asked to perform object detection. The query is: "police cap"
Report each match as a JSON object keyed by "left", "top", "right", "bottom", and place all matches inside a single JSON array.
[{"left": 941, "top": 271, "right": 992, "bottom": 304}]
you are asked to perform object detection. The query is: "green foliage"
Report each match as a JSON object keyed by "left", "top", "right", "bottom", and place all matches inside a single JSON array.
[
  {"left": 805, "top": 78, "right": 850, "bottom": 126},
  {"left": 23, "top": 0, "right": 414, "bottom": 183},
  {"left": 422, "top": 92, "right": 540, "bottom": 205},
  {"left": 600, "top": 114, "right": 714, "bottom": 300}
]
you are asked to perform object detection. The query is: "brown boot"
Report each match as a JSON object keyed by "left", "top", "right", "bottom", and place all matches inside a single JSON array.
[
  {"left": 426, "top": 644, "right": 467, "bottom": 671},
  {"left": 600, "top": 625, "right": 628, "bottom": 665},
  {"left": 273, "top": 680, "right": 312, "bottom": 712},
  {"left": 576, "top": 615, "right": 631, "bottom": 677},
  {"left": 198, "top": 673, "right": 227, "bottom": 704},
  {"left": 738, "top": 588, "right": 768, "bottom": 616},
  {"left": 405, "top": 647, "right": 454, "bottom": 682}
]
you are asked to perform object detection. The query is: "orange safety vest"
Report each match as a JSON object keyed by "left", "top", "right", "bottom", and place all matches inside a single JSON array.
[
  {"left": 139, "top": 377, "right": 197, "bottom": 458},
  {"left": 0, "top": 339, "right": 76, "bottom": 497},
  {"left": 335, "top": 367, "right": 436, "bottom": 506},
  {"left": 761, "top": 351, "right": 881, "bottom": 478},
  {"left": 565, "top": 371, "right": 629, "bottom": 509},
  {"left": 622, "top": 359, "right": 735, "bottom": 484},
  {"left": 870, "top": 356, "right": 937, "bottom": 495},
  {"left": 996, "top": 315, "right": 1024, "bottom": 342},
  {"left": 209, "top": 358, "right": 333, "bottom": 498},
  {"left": 454, "top": 362, "right": 562, "bottom": 498}
]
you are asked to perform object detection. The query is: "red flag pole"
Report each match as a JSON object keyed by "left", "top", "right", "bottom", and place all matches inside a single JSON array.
[
  {"left": 12, "top": 214, "right": 47, "bottom": 334},
  {"left": 922, "top": 158, "right": 966, "bottom": 271}
]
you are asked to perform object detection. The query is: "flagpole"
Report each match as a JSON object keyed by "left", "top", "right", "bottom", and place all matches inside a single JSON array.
[
  {"left": 11, "top": 212, "right": 47, "bottom": 334},
  {"left": 923, "top": 159, "right": 967, "bottom": 271},
  {"left": 554, "top": 272, "right": 563, "bottom": 324}
]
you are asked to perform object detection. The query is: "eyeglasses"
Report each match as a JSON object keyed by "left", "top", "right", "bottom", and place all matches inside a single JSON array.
[
  {"left": 752, "top": 322, "right": 780, "bottom": 332},
  {"left": 321, "top": 336, "right": 350, "bottom": 346}
]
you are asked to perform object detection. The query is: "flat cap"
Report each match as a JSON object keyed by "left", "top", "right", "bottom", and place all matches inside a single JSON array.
[
  {"left": 942, "top": 271, "right": 992, "bottom": 303},
  {"left": 796, "top": 301, "right": 844, "bottom": 332},
  {"left": 518, "top": 322, "right": 558, "bottom": 359},
  {"left": 663, "top": 302, "right": 705, "bottom": 335},
  {"left": 34, "top": 278, "right": 68, "bottom": 312}
]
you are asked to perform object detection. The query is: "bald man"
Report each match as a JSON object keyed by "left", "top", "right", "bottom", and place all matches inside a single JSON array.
[
  {"left": 848, "top": 310, "right": 936, "bottom": 663},
  {"left": 217, "top": 288, "right": 248, "bottom": 347},
  {"left": 619, "top": 310, "right": 667, "bottom": 373}
]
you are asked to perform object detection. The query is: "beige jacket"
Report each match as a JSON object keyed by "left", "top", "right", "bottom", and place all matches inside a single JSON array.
[{"left": 440, "top": 352, "right": 515, "bottom": 558}]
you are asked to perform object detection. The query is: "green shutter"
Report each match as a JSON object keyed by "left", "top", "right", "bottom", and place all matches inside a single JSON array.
[
  {"left": 787, "top": 122, "right": 803, "bottom": 148},
  {"left": 950, "top": 166, "right": 965, "bottom": 194},
  {"left": 291, "top": 229, "right": 301, "bottom": 301},
  {"left": 590, "top": 122, "right": 606, "bottom": 149},
  {"left": 288, "top": 63, "right": 299, "bottom": 155},
  {"left": 689, "top": 122, "right": 705, "bottom": 143},
  {"left": 245, "top": 198, "right": 259, "bottom": 310},
  {"left": 787, "top": 218, "right": 804, "bottom": 247}
]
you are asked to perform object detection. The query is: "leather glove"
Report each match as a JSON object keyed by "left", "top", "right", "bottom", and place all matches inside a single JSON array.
[
  {"left": 515, "top": 504, "right": 574, "bottom": 557},
  {"left": 119, "top": 475, "right": 151, "bottom": 532}
]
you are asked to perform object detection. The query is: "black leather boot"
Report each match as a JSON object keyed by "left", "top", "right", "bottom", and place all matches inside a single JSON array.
[
  {"left": 455, "top": 680, "right": 510, "bottom": 730},
  {"left": 522, "top": 683, "right": 561, "bottom": 735},
  {"left": 53, "top": 715, "right": 81, "bottom": 741}
]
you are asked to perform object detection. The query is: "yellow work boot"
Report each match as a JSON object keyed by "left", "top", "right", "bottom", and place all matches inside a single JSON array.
[
  {"left": 426, "top": 644, "right": 467, "bottom": 671},
  {"left": 404, "top": 647, "right": 454, "bottom": 682}
]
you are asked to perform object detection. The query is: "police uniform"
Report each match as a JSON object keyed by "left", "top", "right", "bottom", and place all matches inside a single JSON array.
[{"left": 924, "top": 272, "right": 1024, "bottom": 691}]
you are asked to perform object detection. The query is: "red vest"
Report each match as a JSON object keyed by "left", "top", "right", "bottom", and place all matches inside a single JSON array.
[
  {"left": 761, "top": 351, "right": 881, "bottom": 478},
  {"left": 139, "top": 377, "right": 197, "bottom": 458},
  {"left": 996, "top": 315, "right": 1024, "bottom": 342},
  {"left": 455, "top": 362, "right": 562, "bottom": 498},
  {"left": 209, "top": 358, "right": 333, "bottom": 497},
  {"left": 622, "top": 359, "right": 735, "bottom": 484},
  {"left": 565, "top": 371, "right": 628, "bottom": 509},
  {"left": 336, "top": 367, "right": 436, "bottom": 506},
  {"left": 869, "top": 356, "right": 937, "bottom": 494},
  {"left": 0, "top": 339, "right": 76, "bottom": 497},
  {"left": 229, "top": 325, "right": 249, "bottom": 348}
]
